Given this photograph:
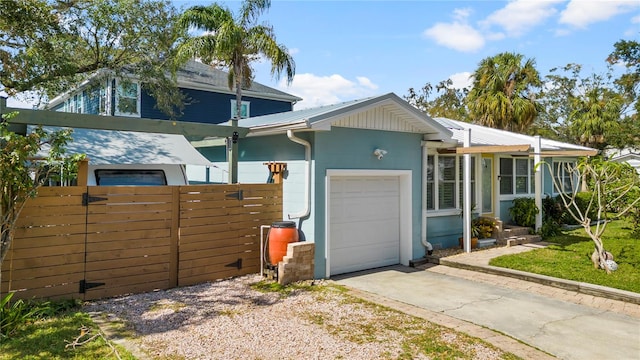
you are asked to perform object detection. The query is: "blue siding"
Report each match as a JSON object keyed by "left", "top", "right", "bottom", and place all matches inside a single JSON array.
[
  {"left": 313, "top": 127, "right": 424, "bottom": 278},
  {"left": 83, "top": 88, "right": 100, "bottom": 114},
  {"left": 141, "top": 88, "right": 293, "bottom": 123},
  {"left": 426, "top": 215, "right": 463, "bottom": 249}
]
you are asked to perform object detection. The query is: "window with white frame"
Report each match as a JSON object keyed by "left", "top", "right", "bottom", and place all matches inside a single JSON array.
[
  {"left": 426, "top": 154, "right": 476, "bottom": 211},
  {"left": 231, "top": 99, "right": 250, "bottom": 119},
  {"left": 439, "top": 156, "right": 457, "bottom": 209},
  {"left": 426, "top": 155, "right": 435, "bottom": 209},
  {"left": 500, "top": 157, "right": 535, "bottom": 195},
  {"left": 63, "top": 96, "right": 80, "bottom": 113},
  {"left": 73, "top": 94, "right": 82, "bottom": 113},
  {"left": 553, "top": 161, "right": 577, "bottom": 193},
  {"left": 115, "top": 80, "right": 140, "bottom": 116}
]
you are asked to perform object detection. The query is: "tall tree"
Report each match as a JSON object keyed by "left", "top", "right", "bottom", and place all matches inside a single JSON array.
[
  {"left": 607, "top": 39, "right": 640, "bottom": 150},
  {"left": 176, "top": 0, "right": 295, "bottom": 184},
  {"left": 537, "top": 63, "right": 625, "bottom": 150},
  {"left": 0, "top": 0, "right": 185, "bottom": 117},
  {"left": 466, "top": 52, "right": 542, "bottom": 132},
  {"left": 405, "top": 79, "right": 469, "bottom": 121}
]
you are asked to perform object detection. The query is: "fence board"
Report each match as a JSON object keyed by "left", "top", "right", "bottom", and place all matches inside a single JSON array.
[
  {"left": 86, "top": 280, "right": 170, "bottom": 300},
  {"left": 87, "top": 229, "right": 170, "bottom": 244},
  {"left": 3, "top": 253, "right": 85, "bottom": 271},
  {"left": 8, "top": 234, "right": 85, "bottom": 250},
  {"left": 4, "top": 283, "right": 80, "bottom": 300}
]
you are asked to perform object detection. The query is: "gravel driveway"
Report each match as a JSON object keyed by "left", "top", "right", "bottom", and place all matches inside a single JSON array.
[{"left": 85, "top": 274, "right": 516, "bottom": 360}]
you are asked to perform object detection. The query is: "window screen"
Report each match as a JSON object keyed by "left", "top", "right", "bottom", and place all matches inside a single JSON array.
[
  {"left": 438, "top": 156, "right": 456, "bottom": 209},
  {"left": 499, "top": 158, "right": 513, "bottom": 195},
  {"left": 426, "top": 155, "right": 434, "bottom": 210}
]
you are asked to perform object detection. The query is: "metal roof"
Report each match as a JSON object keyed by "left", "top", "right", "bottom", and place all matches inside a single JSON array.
[
  {"left": 223, "top": 93, "right": 453, "bottom": 139},
  {"left": 434, "top": 117, "right": 597, "bottom": 153}
]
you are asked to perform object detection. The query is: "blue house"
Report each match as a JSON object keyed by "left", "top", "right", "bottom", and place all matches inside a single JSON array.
[
  {"left": 194, "top": 93, "right": 597, "bottom": 278},
  {"left": 46, "top": 60, "right": 301, "bottom": 124}
]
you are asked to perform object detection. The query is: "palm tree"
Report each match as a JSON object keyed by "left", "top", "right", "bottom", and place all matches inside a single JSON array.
[
  {"left": 466, "top": 52, "right": 541, "bottom": 132},
  {"left": 177, "top": 0, "right": 295, "bottom": 183}
]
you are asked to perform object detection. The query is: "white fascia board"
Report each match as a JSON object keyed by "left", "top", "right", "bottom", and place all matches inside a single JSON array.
[{"left": 246, "top": 121, "right": 311, "bottom": 137}]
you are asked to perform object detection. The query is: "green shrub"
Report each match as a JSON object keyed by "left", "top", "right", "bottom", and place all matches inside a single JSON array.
[
  {"left": 509, "top": 197, "right": 538, "bottom": 227},
  {"left": 540, "top": 195, "right": 563, "bottom": 237}
]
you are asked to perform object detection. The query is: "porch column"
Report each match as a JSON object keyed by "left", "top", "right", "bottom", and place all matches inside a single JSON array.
[
  {"left": 463, "top": 129, "right": 472, "bottom": 253},
  {"left": 534, "top": 135, "right": 542, "bottom": 231}
]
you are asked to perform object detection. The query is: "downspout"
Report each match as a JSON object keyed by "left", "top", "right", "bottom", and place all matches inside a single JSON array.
[
  {"left": 287, "top": 130, "right": 311, "bottom": 219},
  {"left": 421, "top": 143, "right": 433, "bottom": 255}
]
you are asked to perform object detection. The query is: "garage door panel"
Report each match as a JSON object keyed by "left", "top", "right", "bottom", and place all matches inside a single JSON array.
[
  {"left": 329, "top": 176, "right": 401, "bottom": 275},
  {"left": 330, "top": 220, "right": 399, "bottom": 251}
]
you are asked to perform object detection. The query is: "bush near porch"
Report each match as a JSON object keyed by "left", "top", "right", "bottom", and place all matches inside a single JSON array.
[{"left": 489, "top": 218, "right": 640, "bottom": 293}]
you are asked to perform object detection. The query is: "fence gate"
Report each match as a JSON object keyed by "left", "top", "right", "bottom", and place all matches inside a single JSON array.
[
  {"left": 81, "top": 186, "right": 177, "bottom": 300},
  {"left": 177, "top": 184, "right": 282, "bottom": 286}
]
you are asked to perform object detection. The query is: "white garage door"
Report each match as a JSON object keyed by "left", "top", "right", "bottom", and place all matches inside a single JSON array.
[{"left": 329, "top": 176, "right": 400, "bottom": 275}]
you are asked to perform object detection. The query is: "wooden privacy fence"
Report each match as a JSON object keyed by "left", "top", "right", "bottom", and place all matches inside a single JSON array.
[{"left": 1, "top": 183, "right": 282, "bottom": 301}]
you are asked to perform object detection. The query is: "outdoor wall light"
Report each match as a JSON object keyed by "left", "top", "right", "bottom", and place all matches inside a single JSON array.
[{"left": 373, "top": 148, "right": 388, "bottom": 160}]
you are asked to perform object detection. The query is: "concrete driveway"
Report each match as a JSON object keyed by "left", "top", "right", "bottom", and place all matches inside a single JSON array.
[{"left": 334, "top": 265, "right": 640, "bottom": 360}]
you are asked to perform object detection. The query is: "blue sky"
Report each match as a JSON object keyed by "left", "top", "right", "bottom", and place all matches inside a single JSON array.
[
  {"left": 5, "top": 0, "right": 640, "bottom": 110},
  {"left": 187, "top": 0, "right": 640, "bottom": 110}
]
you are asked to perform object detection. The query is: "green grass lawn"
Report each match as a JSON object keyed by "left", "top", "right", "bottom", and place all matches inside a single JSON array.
[
  {"left": 489, "top": 219, "right": 640, "bottom": 293},
  {"left": 0, "top": 309, "right": 135, "bottom": 360}
]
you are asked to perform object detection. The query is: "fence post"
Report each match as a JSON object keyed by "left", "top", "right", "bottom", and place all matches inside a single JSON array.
[{"left": 76, "top": 159, "right": 89, "bottom": 186}]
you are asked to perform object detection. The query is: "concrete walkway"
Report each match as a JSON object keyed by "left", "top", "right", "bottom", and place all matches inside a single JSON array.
[{"left": 334, "top": 244, "right": 640, "bottom": 360}]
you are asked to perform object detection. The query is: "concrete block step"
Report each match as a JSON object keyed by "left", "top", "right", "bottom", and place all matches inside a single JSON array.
[
  {"left": 496, "top": 226, "right": 532, "bottom": 239},
  {"left": 500, "top": 234, "right": 542, "bottom": 247}
]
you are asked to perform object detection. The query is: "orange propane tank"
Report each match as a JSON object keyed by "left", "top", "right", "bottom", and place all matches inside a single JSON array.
[{"left": 268, "top": 221, "right": 299, "bottom": 265}]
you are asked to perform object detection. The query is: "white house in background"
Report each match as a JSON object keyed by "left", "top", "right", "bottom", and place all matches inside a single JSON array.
[{"left": 607, "top": 148, "right": 640, "bottom": 174}]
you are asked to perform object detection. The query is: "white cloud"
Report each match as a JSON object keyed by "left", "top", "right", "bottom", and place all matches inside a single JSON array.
[
  {"left": 278, "top": 73, "right": 379, "bottom": 109},
  {"left": 423, "top": 22, "right": 485, "bottom": 53},
  {"left": 356, "top": 77, "right": 378, "bottom": 90},
  {"left": 448, "top": 72, "right": 473, "bottom": 90},
  {"left": 483, "top": 0, "right": 561, "bottom": 37},
  {"left": 559, "top": 0, "right": 640, "bottom": 29}
]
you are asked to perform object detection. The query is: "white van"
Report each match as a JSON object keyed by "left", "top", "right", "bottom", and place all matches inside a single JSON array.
[{"left": 51, "top": 127, "right": 213, "bottom": 186}]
